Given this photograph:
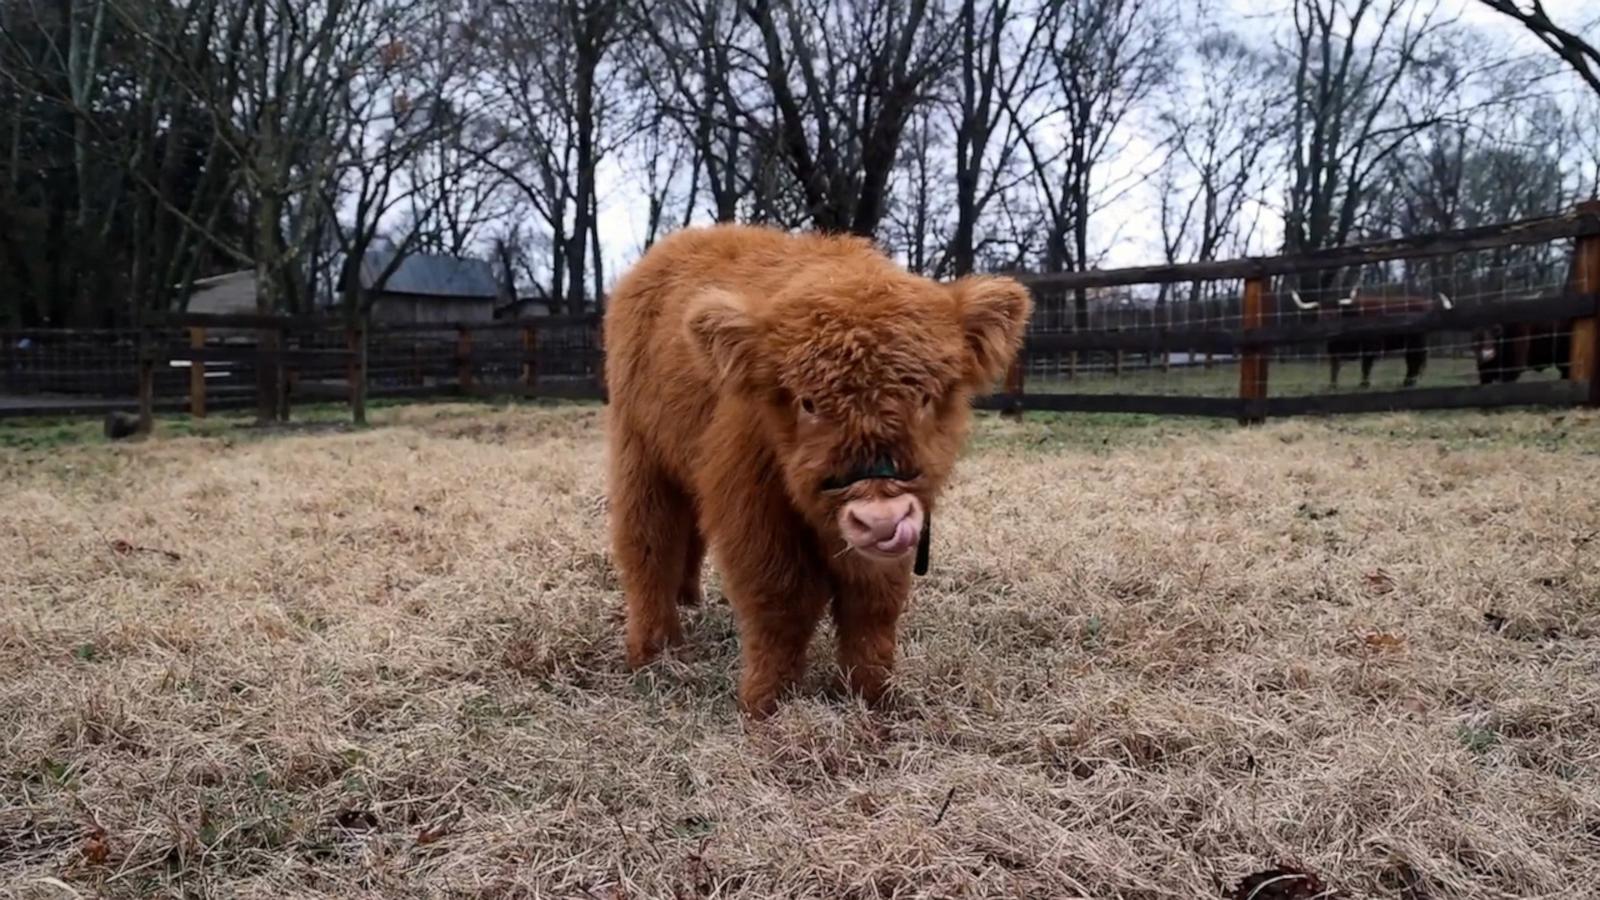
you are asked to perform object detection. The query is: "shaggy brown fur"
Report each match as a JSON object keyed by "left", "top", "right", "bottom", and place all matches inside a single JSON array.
[{"left": 603, "top": 224, "right": 1031, "bottom": 716}]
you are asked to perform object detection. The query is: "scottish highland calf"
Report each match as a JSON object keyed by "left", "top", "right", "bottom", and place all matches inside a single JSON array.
[{"left": 603, "top": 224, "right": 1031, "bottom": 716}]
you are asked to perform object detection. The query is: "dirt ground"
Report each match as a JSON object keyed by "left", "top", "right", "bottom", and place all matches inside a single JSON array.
[{"left": 2, "top": 402, "right": 1597, "bottom": 899}]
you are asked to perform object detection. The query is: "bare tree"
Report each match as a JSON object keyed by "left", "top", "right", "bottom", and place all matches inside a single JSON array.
[
  {"left": 1369, "top": 86, "right": 1572, "bottom": 295},
  {"left": 1156, "top": 29, "right": 1280, "bottom": 288},
  {"left": 626, "top": 0, "right": 750, "bottom": 223},
  {"left": 1021, "top": 0, "right": 1171, "bottom": 328},
  {"left": 478, "top": 0, "right": 627, "bottom": 313},
  {"left": 632, "top": 106, "right": 697, "bottom": 249},
  {"left": 944, "top": 0, "right": 1054, "bottom": 276},
  {"left": 325, "top": 13, "right": 479, "bottom": 315},
  {"left": 0, "top": 0, "right": 242, "bottom": 325},
  {"left": 1573, "top": 90, "right": 1600, "bottom": 199},
  {"left": 740, "top": 0, "right": 956, "bottom": 237},
  {"left": 881, "top": 103, "right": 947, "bottom": 273},
  {"left": 1280, "top": 0, "right": 1462, "bottom": 274},
  {"left": 1476, "top": 0, "right": 1600, "bottom": 97},
  {"left": 103, "top": 0, "right": 441, "bottom": 420}
]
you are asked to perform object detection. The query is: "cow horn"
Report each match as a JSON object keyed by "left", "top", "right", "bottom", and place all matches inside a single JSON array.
[
  {"left": 1289, "top": 289, "right": 1317, "bottom": 311},
  {"left": 1338, "top": 294, "right": 1355, "bottom": 307},
  {"left": 1437, "top": 292, "right": 1453, "bottom": 310}
]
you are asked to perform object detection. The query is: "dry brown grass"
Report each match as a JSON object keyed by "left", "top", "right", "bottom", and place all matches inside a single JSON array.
[{"left": 2, "top": 402, "right": 1598, "bottom": 899}]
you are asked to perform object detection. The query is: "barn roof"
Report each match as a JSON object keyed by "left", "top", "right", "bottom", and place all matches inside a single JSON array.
[{"left": 356, "top": 248, "right": 500, "bottom": 300}]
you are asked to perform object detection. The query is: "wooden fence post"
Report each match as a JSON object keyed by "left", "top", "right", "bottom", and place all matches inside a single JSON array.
[
  {"left": 348, "top": 322, "right": 368, "bottom": 425},
  {"left": 1239, "top": 276, "right": 1268, "bottom": 424},
  {"left": 457, "top": 326, "right": 474, "bottom": 394},
  {"left": 522, "top": 323, "right": 538, "bottom": 391},
  {"left": 1001, "top": 353, "right": 1026, "bottom": 417},
  {"left": 1161, "top": 302, "right": 1172, "bottom": 372},
  {"left": 255, "top": 323, "right": 276, "bottom": 425},
  {"left": 188, "top": 326, "right": 206, "bottom": 418},
  {"left": 1572, "top": 200, "right": 1600, "bottom": 407},
  {"left": 1204, "top": 299, "right": 1215, "bottom": 370},
  {"left": 594, "top": 316, "right": 608, "bottom": 400},
  {"left": 1112, "top": 306, "right": 1125, "bottom": 377},
  {"left": 277, "top": 322, "right": 291, "bottom": 423},
  {"left": 137, "top": 327, "right": 155, "bottom": 435}
]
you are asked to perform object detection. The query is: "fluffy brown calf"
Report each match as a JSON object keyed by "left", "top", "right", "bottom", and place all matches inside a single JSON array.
[{"left": 603, "top": 224, "right": 1031, "bottom": 717}]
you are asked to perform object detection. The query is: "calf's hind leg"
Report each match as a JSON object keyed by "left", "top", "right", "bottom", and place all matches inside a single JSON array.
[
  {"left": 679, "top": 528, "right": 705, "bottom": 607},
  {"left": 609, "top": 428, "right": 694, "bottom": 668}
]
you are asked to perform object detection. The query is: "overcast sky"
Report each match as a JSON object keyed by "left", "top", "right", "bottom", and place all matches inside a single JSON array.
[{"left": 586, "top": 0, "right": 1595, "bottom": 282}]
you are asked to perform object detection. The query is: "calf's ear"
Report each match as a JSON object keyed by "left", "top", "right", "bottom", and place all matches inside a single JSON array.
[
  {"left": 952, "top": 275, "right": 1032, "bottom": 389},
  {"left": 685, "top": 288, "right": 769, "bottom": 388}
]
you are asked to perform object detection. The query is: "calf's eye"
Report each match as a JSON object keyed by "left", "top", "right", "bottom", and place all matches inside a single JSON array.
[{"left": 800, "top": 397, "right": 816, "bottom": 415}]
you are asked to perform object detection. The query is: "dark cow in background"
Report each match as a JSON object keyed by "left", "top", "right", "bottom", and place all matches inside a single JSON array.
[
  {"left": 1288, "top": 287, "right": 1452, "bottom": 388},
  {"left": 1471, "top": 317, "right": 1572, "bottom": 384}
]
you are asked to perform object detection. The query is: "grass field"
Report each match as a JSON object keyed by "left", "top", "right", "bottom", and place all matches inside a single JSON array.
[{"left": 2, "top": 402, "right": 1598, "bottom": 898}]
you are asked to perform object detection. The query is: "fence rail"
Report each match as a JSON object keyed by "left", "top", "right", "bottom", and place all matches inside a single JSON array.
[
  {"left": 1022, "top": 292, "right": 1596, "bottom": 356},
  {"left": 1013, "top": 206, "right": 1600, "bottom": 291},
  {"left": 4, "top": 204, "right": 1599, "bottom": 427}
]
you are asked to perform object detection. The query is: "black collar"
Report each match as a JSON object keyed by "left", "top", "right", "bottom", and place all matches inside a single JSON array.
[{"left": 820, "top": 454, "right": 915, "bottom": 492}]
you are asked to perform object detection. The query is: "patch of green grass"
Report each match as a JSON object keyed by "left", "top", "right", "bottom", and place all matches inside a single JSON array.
[
  {"left": 1308, "top": 408, "right": 1595, "bottom": 455},
  {"left": 969, "top": 409, "right": 1234, "bottom": 454},
  {"left": 1457, "top": 724, "right": 1500, "bottom": 755},
  {"left": 0, "top": 417, "right": 107, "bottom": 450},
  {"left": 0, "top": 395, "right": 605, "bottom": 452},
  {"left": 0, "top": 409, "right": 244, "bottom": 450}
]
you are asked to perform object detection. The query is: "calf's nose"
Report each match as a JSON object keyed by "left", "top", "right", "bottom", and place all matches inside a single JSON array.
[{"left": 839, "top": 495, "right": 922, "bottom": 555}]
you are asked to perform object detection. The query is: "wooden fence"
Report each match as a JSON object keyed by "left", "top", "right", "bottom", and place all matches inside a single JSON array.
[
  {"left": 987, "top": 200, "right": 1600, "bottom": 422},
  {"left": 3, "top": 203, "right": 1598, "bottom": 426},
  {"left": 0, "top": 314, "right": 605, "bottom": 425}
]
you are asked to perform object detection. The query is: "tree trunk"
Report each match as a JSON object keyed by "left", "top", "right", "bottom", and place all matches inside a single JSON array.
[
  {"left": 568, "top": 20, "right": 600, "bottom": 315},
  {"left": 255, "top": 186, "right": 284, "bottom": 424}
]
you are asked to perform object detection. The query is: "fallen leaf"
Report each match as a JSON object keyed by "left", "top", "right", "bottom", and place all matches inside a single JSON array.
[
  {"left": 1363, "top": 570, "right": 1395, "bottom": 596},
  {"left": 109, "top": 540, "right": 182, "bottom": 562},
  {"left": 81, "top": 833, "right": 109, "bottom": 866},
  {"left": 416, "top": 812, "right": 459, "bottom": 845},
  {"left": 1363, "top": 632, "right": 1406, "bottom": 652}
]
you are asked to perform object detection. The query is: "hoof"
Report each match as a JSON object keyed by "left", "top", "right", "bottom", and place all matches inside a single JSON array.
[
  {"left": 738, "top": 692, "right": 780, "bottom": 720},
  {"left": 625, "top": 624, "right": 683, "bottom": 669}
]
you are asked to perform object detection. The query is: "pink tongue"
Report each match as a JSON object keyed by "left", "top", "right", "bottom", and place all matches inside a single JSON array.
[{"left": 875, "top": 519, "right": 917, "bottom": 554}]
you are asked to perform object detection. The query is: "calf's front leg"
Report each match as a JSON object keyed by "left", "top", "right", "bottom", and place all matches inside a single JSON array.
[
  {"left": 830, "top": 567, "right": 911, "bottom": 706},
  {"left": 707, "top": 507, "right": 831, "bottom": 717}
]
